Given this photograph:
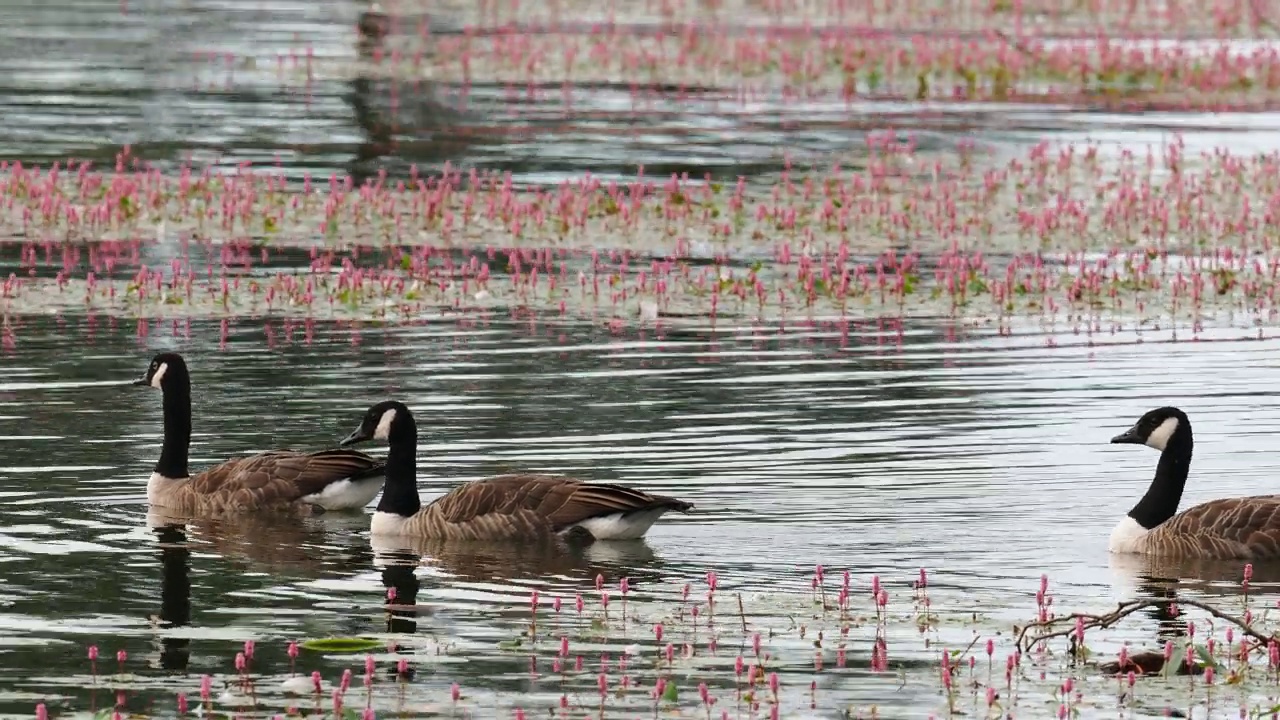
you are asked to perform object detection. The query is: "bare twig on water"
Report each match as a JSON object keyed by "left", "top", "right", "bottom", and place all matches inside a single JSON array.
[{"left": 1016, "top": 598, "right": 1274, "bottom": 654}]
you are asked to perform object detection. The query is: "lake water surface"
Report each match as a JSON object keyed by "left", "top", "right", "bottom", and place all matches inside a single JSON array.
[
  {"left": 1, "top": 314, "right": 1279, "bottom": 717},
  {"left": 5, "top": 0, "right": 1280, "bottom": 718}
]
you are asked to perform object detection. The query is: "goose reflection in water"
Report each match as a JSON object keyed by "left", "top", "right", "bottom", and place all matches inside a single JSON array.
[
  {"left": 150, "top": 524, "right": 191, "bottom": 672},
  {"left": 371, "top": 534, "right": 670, "bottom": 664},
  {"left": 1106, "top": 552, "right": 1276, "bottom": 656},
  {"left": 143, "top": 510, "right": 378, "bottom": 671},
  {"left": 146, "top": 509, "right": 373, "bottom": 578},
  {"left": 371, "top": 534, "right": 668, "bottom": 588}
]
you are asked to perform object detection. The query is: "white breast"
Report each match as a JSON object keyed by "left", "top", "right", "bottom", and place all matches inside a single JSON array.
[
  {"left": 370, "top": 511, "right": 414, "bottom": 535},
  {"left": 299, "top": 478, "right": 384, "bottom": 511},
  {"left": 1108, "top": 516, "right": 1151, "bottom": 554},
  {"left": 147, "top": 471, "right": 188, "bottom": 505},
  {"left": 563, "top": 509, "right": 669, "bottom": 541}
]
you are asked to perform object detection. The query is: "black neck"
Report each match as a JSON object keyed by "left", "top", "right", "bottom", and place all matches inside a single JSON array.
[
  {"left": 376, "top": 437, "right": 420, "bottom": 517},
  {"left": 1128, "top": 429, "right": 1193, "bottom": 530},
  {"left": 156, "top": 383, "right": 192, "bottom": 479}
]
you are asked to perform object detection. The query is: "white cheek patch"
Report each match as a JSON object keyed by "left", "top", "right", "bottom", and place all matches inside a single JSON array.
[
  {"left": 373, "top": 408, "right": 397, "bottom": 440},
  {"left": 1146, "top": 417, "right": 1179, "bottom": 451},
  {"left": 150, "top": 362, "right": 168, "bottom": 389}
]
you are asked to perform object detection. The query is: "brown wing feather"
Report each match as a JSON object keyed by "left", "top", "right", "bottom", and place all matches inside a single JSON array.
[
  {"left": 1149, "top": 495, "right": 1280, "bottom": 559},
  {"left": 422, "top": 474, "right": 691, "bottom": 539},
  {"left": 184, "top": 449, "right": 384, "bottom": 511}
]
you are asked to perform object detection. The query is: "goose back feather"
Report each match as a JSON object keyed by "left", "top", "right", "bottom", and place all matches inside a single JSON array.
[
  {"left": 150, "top": 448, "right": 386, "bottom": 515},
  {"left": 1136, "top": 495, "right": 1280, "bottom": 560},
  {"left": 385, "top": 473, "right": 692, "bottom": 541}
]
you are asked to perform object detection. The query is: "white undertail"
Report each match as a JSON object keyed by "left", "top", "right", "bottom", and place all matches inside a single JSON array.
[
  {"left": 564, "top": 508, "right": 671, "bottom": 541},
  {"left": 299, "top": 477, "right": 384, "bottom": 511}
]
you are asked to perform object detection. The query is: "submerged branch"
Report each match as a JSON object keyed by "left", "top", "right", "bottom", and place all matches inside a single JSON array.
[{"left": 1016, "top": 598, "right": 1274, "bottom": 655}]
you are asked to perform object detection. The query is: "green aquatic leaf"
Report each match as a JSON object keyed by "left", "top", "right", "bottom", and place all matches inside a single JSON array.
[
  {"left": 300, "top": 637, "right": 383, "bottom": 653},
  {"left": 661, "top": 681, "right": 678, "bottom": 702},
  {"left": 1195, "top": 643, "right": 1219, "bottom": 670},
  {"left": 1166, "top": 640, "right": 1191, "bottom": 677}
]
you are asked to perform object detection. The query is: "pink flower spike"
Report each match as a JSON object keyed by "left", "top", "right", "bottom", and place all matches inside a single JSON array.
[
  {"left": 243, "top": 640, "right": 255, "bottom": 659},
  {"left": 287, "top": 641, "right": 299, "bottom": 659},
  {"left": 396, "top": 658, "right": 409, "bottom": 676},
  {"left": 87, "top": 646, "right": 98, "bottom": 661},
  {"left": 451, "top": 682, "right": 460, "bottom": 702},
  {"left": 35, "top": 704, "right": 47, "bottom": 720},
  {"left": 176, "top": 693, "right": 188, "bottom": 714},
  {"left": 234, "top": 652, "right": 246, "bottom": 672},
  {"left": 116, "top": 650, "right": 127, "bottom": 664}
]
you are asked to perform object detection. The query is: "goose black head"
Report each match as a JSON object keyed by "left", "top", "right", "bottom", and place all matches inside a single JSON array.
[
  {"left": 1111, "top": 406, "right": 1191, "bottom": 452},
  {"left": 340, "top": 400, "right": 416, "bottom": 447},
  {"left": 134, "top": 352, "right": 189, "bottom": 391}
]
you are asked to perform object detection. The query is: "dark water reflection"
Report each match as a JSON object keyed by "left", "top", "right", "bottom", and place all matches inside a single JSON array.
[{"left": 7, "top": 0, "right": 1280, "bottom": 187}]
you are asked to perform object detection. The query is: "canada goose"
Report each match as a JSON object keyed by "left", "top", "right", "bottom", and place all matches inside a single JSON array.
[
  {"left": 338, "top": 400, "right": 694, "bottom": 541},
  {"left": 133, "top": 352, "right": 386, "bottom": 515},
  {"left": 1109, "top": 406, "right": 1280, "bottom": 559}
]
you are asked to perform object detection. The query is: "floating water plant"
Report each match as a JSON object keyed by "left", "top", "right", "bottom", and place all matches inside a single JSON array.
[
  {"left": 5, "top": 139, "right": 1280, "bottom": 339},
  {"left": 299, "top": 638, "right": 385, "bottom": 654},
  {"left": 24, "top": 565, "right": 1280, "bottom": 718}
]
